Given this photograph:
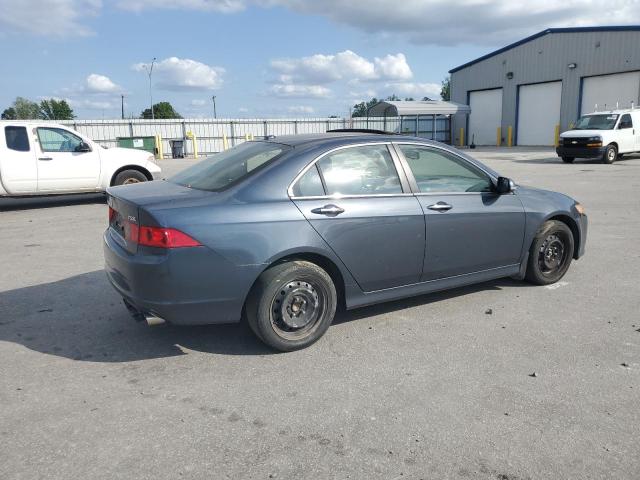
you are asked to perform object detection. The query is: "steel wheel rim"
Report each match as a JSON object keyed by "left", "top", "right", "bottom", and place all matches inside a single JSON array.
[
  {"left": 270, "top": 280, "right": 327, "bottom": 340},
  {"left": 538, "top": 232, "right": 568, "bottom": 275},
  {"left": 608, "top": 149, "right": 616, "bottom": 162},
  {"left": 123, "top": 177, "right": 141, "bottom": 185}
]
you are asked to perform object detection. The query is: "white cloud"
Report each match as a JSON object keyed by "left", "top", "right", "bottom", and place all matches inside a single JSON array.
[
  {"left": 0, "top": 0, "right": 101, "bottom": 36},
  {"left": 385, "top": 82, "right": 442, "bottom": 99},
  {"left": 270, "top": 50, "right": 411, "bottom": 85},
  {"left": 133, "top": 57, "right": 224, "bottom": 91},
  {"left": 116, "top": 0, "right": 244, "bottom": 12},
  {"left": 263, "top": 0, "right": 640, "bottom": 45},
  {"left": 287, "top": 105, "right": 315, "bottom": 114},
  {"left": 269, "top": 84, "right": 331, "bottom": 98},
  {"left": 85, "top": 74, "right": 121, "bottom": 93},
  {"left": 190, "top": 99, "right": 208, "bottom": 106},
  {"left": 67, "top": 98, "right": 116, "bottom": 110}
]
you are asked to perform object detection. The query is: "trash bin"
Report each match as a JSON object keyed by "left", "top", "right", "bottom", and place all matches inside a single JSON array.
[
  {"left": 170, "top": 140, "right": 184, "bottom": 159},
  {"left": 117, "top": 136, "right": 157, "bottom": 155}
]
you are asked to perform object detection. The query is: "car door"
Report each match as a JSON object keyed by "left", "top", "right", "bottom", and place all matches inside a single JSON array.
[
  {"left": 395, "top": 143, "right": 525, "bottom": 281},
  {"left": 35, "top": 126, "right": 100, "bottom": 192},
  {"left": 616, "top": 114, "right": 635, "bottom": 153},
  {"left": 290, "top": 143, "right": 425, "bottom": 292},
  {"left": 0, "top": 125, "right": 38, "bottom": 194}
]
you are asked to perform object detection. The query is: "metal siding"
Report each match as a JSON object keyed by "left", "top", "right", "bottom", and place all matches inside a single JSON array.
[{"left": 451, "top": 30, "right": 640, "bottom": 140}]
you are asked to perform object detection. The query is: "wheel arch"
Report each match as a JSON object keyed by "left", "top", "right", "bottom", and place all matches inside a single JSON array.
[
  {"left": 110, "top": 165, "right": 153, "bottom": 186},
  {"left": 547, "top": 214, "right": 580, "bottom": 259}
]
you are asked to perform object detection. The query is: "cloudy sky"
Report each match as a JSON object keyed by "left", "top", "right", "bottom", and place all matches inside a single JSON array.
[{"left": 0, "top": 0, "right": 638, "bottom": 119}]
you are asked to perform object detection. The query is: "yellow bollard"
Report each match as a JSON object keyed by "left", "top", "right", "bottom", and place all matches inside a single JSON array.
[
  {"left": 507, "top": 126, "right": 513, "bottom": 147},
  {"left": 554, "top": 124, "right": 560, "bottom": 147},
  {"left": 157, "top": 134, "right": 164, "bottom": 159},
  {"left": 223, "top": 134, "right": 229, "bottom": 151},
  {"left": 186, "top": 131, "right": 198, "bottom": 159},
  {"left": 496, "top": 127, "right": 502, "bottom": 147},
  {"left": 250, "top": 133, "right": 254, "bottom": 140},
  {"left": 459, "top": 127, "right": 464, "bottom": 147},
  {"left": 245, "top": 133, "right": 250, "bottom": 141}
]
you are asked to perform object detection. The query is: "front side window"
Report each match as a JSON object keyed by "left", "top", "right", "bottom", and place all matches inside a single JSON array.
[
  {"left": 5, "top": 126, "right": 30, "bottom": 152},
  {"left": 37, "top": 127, "right": 83, "bottom": 152},
  {"left": 316, "top": 144, "right": 402, "bottom": 196},
  {"left": 618, "top": 114, "right": 633, "bottom": 129},
  {"left": 170, "top": 141, "right": 288, "bottom": 192},
  {"left": 574, "top": 114, "right": 618, "bottom": 130},
  {"left": 398, "top": 145, "right": 492, "bottom": 193}
]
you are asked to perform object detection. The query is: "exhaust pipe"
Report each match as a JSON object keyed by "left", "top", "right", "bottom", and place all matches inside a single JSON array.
[{"left": 144, "top": 314, "right": 166, "bottom": 326}]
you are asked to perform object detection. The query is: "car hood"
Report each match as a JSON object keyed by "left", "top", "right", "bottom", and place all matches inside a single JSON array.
[{"left": 560, "top": 129, "right": 608, "bottom": 138}]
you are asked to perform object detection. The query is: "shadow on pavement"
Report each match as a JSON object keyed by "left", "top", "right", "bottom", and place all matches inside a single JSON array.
[{"left": 0, "top": 269, "right": 533, "bottom": 362}]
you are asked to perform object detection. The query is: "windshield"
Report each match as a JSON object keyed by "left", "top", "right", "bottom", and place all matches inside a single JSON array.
[
  {"left": 574, "top": 114, "right": 619, "bottom": 130},
  {"left": 170, "top": 141, "right": 289, "bottom": 191}
]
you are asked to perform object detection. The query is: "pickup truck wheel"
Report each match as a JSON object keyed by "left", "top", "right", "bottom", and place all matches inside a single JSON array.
[
  {"left": 561, "top": 156, "right": 574, "bottom": 163},
  {"left": 114, "top": 169, "right": 147, "bottom": 186},
  {"left": 245, "top": 261, "right": 337, "bottom": 352},
  {"left": 603, "top": 144, "right": 617, "bottom": 164},
  {"left": 525, "top": 220, "right": 574, "bottom": 285}
]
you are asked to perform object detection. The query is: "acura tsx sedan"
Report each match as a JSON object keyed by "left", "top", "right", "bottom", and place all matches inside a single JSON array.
[{"left": 104, "top": 132, "right": 587, "bottom": 351}]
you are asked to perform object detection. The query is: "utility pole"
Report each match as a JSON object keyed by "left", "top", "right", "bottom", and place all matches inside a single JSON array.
[
  {"left": 121, "top": 94, "right": 125, "bottom": 120},
  {"left": 144, "top": 57, "right": 156, "bottom": 120},
  {"left": 212, "top": 95, "right": 217, "bottom": 119}
]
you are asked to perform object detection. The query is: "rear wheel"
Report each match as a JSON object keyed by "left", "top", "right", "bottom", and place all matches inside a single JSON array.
[
  {"left": 114, "top": 169, "right": 148, "bottom": 186},
  {"left": 525, "top": 220, "right": 574, "bottom": 285},
  {"left": 561, "top": 156, "right": 575, "bottom": 163},
  {"left": 245, "top": 261, "right": 337, "bottom": 351},
  {"left": 603, "top": 144, "right": 617, "bottom": 164}
]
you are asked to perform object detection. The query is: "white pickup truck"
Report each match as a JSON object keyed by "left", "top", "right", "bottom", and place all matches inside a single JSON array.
[{"left": 0, "top": 121, "right": 161, "bottom": 196}]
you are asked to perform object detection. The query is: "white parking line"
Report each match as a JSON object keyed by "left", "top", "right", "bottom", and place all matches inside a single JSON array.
[{"left": 545, "top": 281, "right": 569, "bottom": 290}]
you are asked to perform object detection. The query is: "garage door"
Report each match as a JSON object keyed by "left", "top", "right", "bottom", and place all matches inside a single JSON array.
[
  {"left": 468, "top": 89, "right": 502, "bottom": 146},
  {"left": 581, "top": 71, "right": 640, "bottom": 114},
  {"left": 517, "top": 81, "right": 562, "bottom": 146}
]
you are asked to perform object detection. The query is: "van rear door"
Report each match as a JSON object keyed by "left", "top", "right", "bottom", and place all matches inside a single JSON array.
[{"left": 0, "top": 124, "right": 37, "bottom": 194}]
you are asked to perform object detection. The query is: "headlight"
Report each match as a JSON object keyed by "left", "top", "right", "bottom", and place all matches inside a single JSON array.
[
  {"left": 147, "top": 154, "right": 155, "bottom": 162},
  {"left": 588, "top": 136, "right": 602, "bottom": 142},
  {"left": 575, "top": 203, "right": 586, "bottom": 215}
]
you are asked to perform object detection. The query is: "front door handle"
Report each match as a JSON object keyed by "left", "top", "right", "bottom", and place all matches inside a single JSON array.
[
  {"left": 38, "top": 157, "right": 53, "bottom": 161},
  {"left": 311, "top": 204, "right": 345, "bottom": 216},
  {"left": 427, "top": 201, "right": 452, "bottom": 212}
]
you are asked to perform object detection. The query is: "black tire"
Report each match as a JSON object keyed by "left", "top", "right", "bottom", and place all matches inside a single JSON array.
[
  {"left": 603, "top": 144, "right": 617, "bottom": 164},
  {"left": 114, "top": 169, "right": 148, "bottom": 186},
  {"left": 561, "top": 156, "right": 575, "bottom": 163},
  {"left": 245, "top": 261, "right": 337, "bottom": 351},
  {"left": 618, "top": 153, "right": 624, "bottom": 159},
  {"left": 525, "top": 220, "right": 574, "bottom": 285}
]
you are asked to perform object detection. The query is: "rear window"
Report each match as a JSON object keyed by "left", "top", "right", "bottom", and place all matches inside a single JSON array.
[
  {"left": 5, "top": 126, "right": 30, "bottom": 152},
  {"left": 169, "top": 141, "right": 289, "bottom": 192}
]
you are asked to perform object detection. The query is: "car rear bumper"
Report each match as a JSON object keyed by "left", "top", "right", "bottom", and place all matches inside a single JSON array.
[
  {"left": 556, "top": 146, "right": 605, "bottom": 159},
  {"left": 103, "top": 229, "right": 258, "bottom": 325}
]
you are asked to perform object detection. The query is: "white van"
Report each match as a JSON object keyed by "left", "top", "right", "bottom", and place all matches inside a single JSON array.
[
  {"left": 557, "top": 109, "right": 640, "bottom": 164},
  {"left": 0, "top": 121, "right": 161, "bottom": 196}
]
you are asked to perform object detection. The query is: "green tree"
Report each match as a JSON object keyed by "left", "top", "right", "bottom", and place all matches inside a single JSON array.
[
  {"left": 6, "top": 97, "right": 42, "bottom": 119},
  {"left": 440, "top": 76, "right": 450, "bottom": 101},
  {"left": 141, "top": 102, "right": 182, "bottom": 119},
  {"left": 351, "top": 97, "right": 379, "bottom": 117},
  {"left": 1, "top": 107, "right": 17, "bottom": 119},
  {"left": 40, "top": 99, "right": 75, "bottom": 120}
]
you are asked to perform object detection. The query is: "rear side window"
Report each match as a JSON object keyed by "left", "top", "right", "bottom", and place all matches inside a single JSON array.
[
  {"left": 170, "top": 141, "right": 289, "bottom": 192},
  {"left": 316, "top": 144, "right": 402, "bottom": 196},
  {"left": 291, "top": 165, "right": 325, "bottom": 197},
  {"left": 619, "top": 114, "right": 633, "bottom": 129},
  {"left": 5, "top": 126, "right": 30, "bottom": 152}
]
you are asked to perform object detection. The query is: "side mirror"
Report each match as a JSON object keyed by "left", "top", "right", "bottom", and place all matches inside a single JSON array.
[
  {"left": 76, "top": 141, "right": 92, "bottom": 152},
  {"left": 495, "top": 176, "right": 513, "bottom": 194}
]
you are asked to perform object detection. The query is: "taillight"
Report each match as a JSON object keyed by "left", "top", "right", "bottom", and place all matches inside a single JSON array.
[
  {"left": 138, "top": 226, "right": 201, "bottom": 248},
  {"left": 108, "top": 206, "right": 116, "bottom": 222}
]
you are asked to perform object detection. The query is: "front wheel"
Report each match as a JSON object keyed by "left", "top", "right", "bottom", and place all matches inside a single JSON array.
[
  {"left": 603, "top": 144, "right": 617, "bottom": 164},
  {"left": 525, "top": 220, "right": 574, "bottom": 285},
  {"left": 114, "top": 169, "right": 148, "bottom": 186},
  {"left": 245, "top": 261, "right": 337, "bottom": 351},
  {"left": 561, "top": 156, "right": 575, "bottom": 163}
]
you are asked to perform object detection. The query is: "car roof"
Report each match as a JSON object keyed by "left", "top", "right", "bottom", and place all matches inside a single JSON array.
[
  {"left": 584, "top": 109, "right": 638, "bottom": 115},
  {"left": 263, "top": 132, "right": 439, "bottom": 148}
]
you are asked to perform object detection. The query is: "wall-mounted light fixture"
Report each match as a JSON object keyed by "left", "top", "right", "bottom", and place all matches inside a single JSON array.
[
  {"left": 568, "top": 63, "right": 577, "bottom": 69},
  {"left": 506, "top": 71, "right": 514, "bottom": 79}
]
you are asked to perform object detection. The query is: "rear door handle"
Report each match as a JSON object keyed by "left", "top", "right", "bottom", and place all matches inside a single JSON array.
[
  {"left": 427, "top": 201, "right": 452, "bottom": 212},
  {"left": 311, "top": 204, "right": 345, "bottom": 216},
  {"left": 38, "top": 157, "right": 53, "bottom": 161}
]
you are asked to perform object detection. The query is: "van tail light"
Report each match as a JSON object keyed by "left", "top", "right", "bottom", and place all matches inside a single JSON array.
[{"left": 138, "top": 226, "right": 202, "bottom": 248}]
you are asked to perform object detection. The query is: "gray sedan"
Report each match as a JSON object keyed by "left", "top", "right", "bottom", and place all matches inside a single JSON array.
[{"left": 104, "top": 133, "right": 587, "bottom": 351}]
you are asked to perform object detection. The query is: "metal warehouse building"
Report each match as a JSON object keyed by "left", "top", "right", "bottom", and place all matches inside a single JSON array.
[{"left": 450, "top": 26, "right": 640, "bottom": 146}]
